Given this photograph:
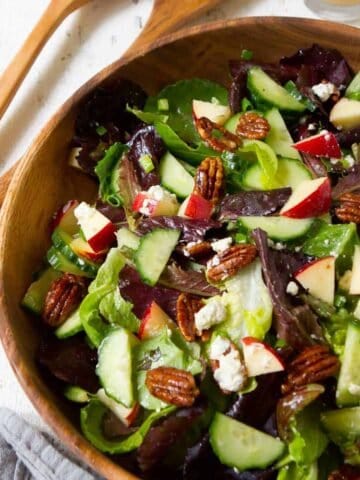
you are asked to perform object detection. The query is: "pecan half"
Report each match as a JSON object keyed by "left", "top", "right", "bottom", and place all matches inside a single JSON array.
[
  {"left": 195, "top": 116, "right": 242, "bottom": 152},
  {"left": 42, "top": 273, "right": 88, "bottom": 327},
  {"left": 184, "top": 241, "right": 213, "bottom": 259},
  {"left": 328, "top": 465, "right": 360, "bottom": 480},
  {"left": 282, "top": 345, "right": 339, "bottom": 395},
  {"left": 336, "top": 192, "right": 360, "bottom": 223},
  {"left": 176, "top": 293, "right": 204, "bottom": 342},
  {"left": 236, "top": 112, "right": 270, "bottom": 140},
  {"left": 146, "top": 366, "right": 200, "bottom": 407},
  {"left": 207, "top": 244, "right": 257, "bottom": 282},
  {"left": 194, "top": 157, "right": 225, "bottom": 205}
]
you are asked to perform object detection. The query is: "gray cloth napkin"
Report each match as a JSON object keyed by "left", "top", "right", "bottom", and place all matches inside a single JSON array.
[{"left": 0, "top": 408, "right": 103, "bottom": 480}]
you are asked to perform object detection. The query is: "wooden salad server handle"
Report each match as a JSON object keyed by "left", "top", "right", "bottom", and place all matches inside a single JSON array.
[{"left": 0, "top": 0, "right": 223, "bottom": 207}]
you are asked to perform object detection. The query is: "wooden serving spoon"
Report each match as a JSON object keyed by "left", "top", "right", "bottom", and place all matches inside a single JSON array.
[{"left": 0, "top": 0, "right": 223, "bottom": 205}]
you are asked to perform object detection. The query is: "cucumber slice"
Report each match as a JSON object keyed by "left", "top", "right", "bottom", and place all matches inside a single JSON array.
[
  {"left": 242, "top": 157, "right": 312, "bottom": 190},
  {"left": 55, "top": 308, "right": 83, "bottom": 339},
  {"left": 52, "top": 229, "right": 99, "bottom": 277},
  {"left": 321, "top": 406, "right": 360, "bottom": 440},
  {"left": 224, "top": 113, "right": 242, "bottom": 134},
  {"left": 64, "top": 385, "right": 90, "bottom": 403},
  {"left": 116, "top": 227, "right": 141, "bottom": 251},
  {"left": 239, "top": 216, "right": 313, "bottom": 241},
  {"left": 159, "top": 152, "right": 194, "bottom": 198},
  {"left": 21, "top": 268, "right": 61, "bottom": 314},
  {"left": 337, "top": 322, "right": 360, "bottom": 407},
  {"left": 264, "top": 108, "right": 301, "bottom": 160},
  {"left": 247, "top": 67, "right": 306, "bottom": 113},
  {"left": 47, "top": 246, "right": 94, "bottom": 278},
  {"left": 346, "top": 71, "right": 360, "bottom": 101},
  {"left": 96, "top": 327, "right": 138, "bottom": 407},
  {"left": 209, "top": 412, "right": 285, "bottom": 471},
  {"left": 135, "top": 228, "right": 180, "bottom": 286}
]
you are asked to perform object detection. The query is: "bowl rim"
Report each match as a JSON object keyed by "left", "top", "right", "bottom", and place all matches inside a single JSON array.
[{"left": 1, "top": 16, "right": 359, "bottom": 480}]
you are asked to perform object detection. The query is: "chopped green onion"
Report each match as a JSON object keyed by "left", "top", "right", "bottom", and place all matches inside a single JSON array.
[
  {"left": 157, "top": 98, "right": 169, "bottom": 111},
  {"left": 241, "top": 49, "right": 253, "bottom": 61},
  {"left": 241, "top": 97, "right": 254, "bottom": 112},
  {"left": 211, "top": 97, "right": 220, "bottom": 105},
  {"left": 334, "top": 294, "right": 347, "bottom": 308},
  {"left": 96, "top": 125, "right": 107, "bottom": 136},
  {"left": 139, "top": 154, "right": 155, "bottom": 173}
]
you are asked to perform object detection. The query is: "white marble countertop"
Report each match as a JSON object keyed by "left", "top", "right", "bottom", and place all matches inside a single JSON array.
[{"left": 0, "top": 0, "right": 358, "bottom": 432}]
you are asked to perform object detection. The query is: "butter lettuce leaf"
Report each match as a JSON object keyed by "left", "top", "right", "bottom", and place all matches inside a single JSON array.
[
  {"left": 95, "top": 143, "right": 128, "bottom": 207},
  {"left": 277, "top": 462, "right": 318, "bottom": 480},
  {"left": 145, "top": 79, "right": 228, "bottom": 144},
  {"left": 80, "top": 249, "right": 139, "bottom": 346},
  {"left": 134, "top": 329, "right": 202, "bottom": 410},
  {"left": 80, "top": 399, "right": 175, "bottom": 454},
  {"left": 215, "top": 259, "right": 272, "bottom": 343}
]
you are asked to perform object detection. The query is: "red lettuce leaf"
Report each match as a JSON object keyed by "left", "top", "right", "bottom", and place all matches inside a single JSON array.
[
  {"left": 332, "top": 164, "right": 360, "bottom": 199},
  {"left": 329, "top": 465, "right": 360, "bottom": 479},
  {"left": 159, "top": 263, "right": 219, "bottom": 297},
  {"left": 95, "top": 199, "right": 127, "bottom": 224},
  {"left": 137, "top": 406, "right": 204, "bottom": 471},
  {"left": 336, "top": 127, "right": 360, "bottom": 148},
  {"left": 37, "top": 335, "right": 99, "bottom": 393},
  {"left": 119, "top": 265, "right": 179, "bottom": 319},
  {"left": 217, "top": 189, "right": 291, "bottom": 221},
  {"left": 118, "top": 154, "right": 142, "bottom": 209},
  {"left": 127, "top": 125, "right": 165, "bottom": 190},
  {"left": 252, "top": 228, "right": 324, "bottom": 351},
  {"left": 137, "top": 216, "right": 222, "bottom": 243},
  {"left": 280, "top": 44, "right": 352, "bottom": 88},
  {"left": 301, "top": 153, "right": 328, "bottom": 178}
]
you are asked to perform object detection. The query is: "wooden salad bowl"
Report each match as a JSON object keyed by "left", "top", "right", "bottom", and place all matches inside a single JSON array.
[{"left": 1, "top": 16, "right": 360, "bottom": 480}]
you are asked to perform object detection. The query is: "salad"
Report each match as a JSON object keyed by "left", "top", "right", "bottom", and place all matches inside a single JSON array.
[{"left": 22, "top": 43, "right": 360, "bottom": 479}]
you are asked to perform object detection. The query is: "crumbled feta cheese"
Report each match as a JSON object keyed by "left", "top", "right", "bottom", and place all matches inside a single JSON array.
[
  {"left": 207, "top": 255, "right": 221, "bottom": 268},
  {"left": 295, "top": 246, "right": 302, "bottom": 252},
  {"left": 286, "top": 281, "right": 299, "bottom": 296},
  {"left": 74, "top": 202, "right": 109, "bottom": 238},
  {"left": 210, "top": 336, "right": 247, "bottom": 392},
  {"left": 147, "top": 185, "right": 175, "bottom": 201},
  {"left": 211, "top": 237, "right": 232, "bottom": 254},
  {"left": 194, "top": 299, "right": 226, "bottom": 333},
  {"left": 274, "top": 242, "right": 285, "bottom": 251},
  {"left": 74, "top": 202, "right": 94, "bottom": 223},
  {"left": 139, "top": 199, "right": 153, "bottom": 216},
  {"left": 138, "top": 185, "right": 178, "bottom": 216},
  {"left": 349, "top": 383, "right": 360, "bottom": 396},
  {"left": 339, "top": 270, "right": 353, "bottom": 292},
  {"left": 267, "top": 238, "right": 275, "bottom": 247},
  {"left": 312, "top": 82, "right": 337, "bottom": 102},
  {"left": 330, "top": 157, "right": 339, "bottom": 165},
  {"left": 307, "top": 123, "right": 317, "bottom": 131}
]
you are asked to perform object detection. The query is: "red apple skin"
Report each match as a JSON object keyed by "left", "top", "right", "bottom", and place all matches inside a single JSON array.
[
  {"left": 181, "top": 193, "right": 213, "bottom": 220},
  {"left": 71, "top": 238, "right": 106, "bottom": 263},
  {"left": 293, "top": 131, "right": 341, "bottom": 159},
  {"left": 87, "top": 222, "right": 116, "bottom": 252},
  {"left": 242, "top": 337, "right": 285, "bottom": 367},
  {"left": 132, "top": 193, "right": 157, "bottom": 214},
  {"left": 281, "top": 177, "right": 331, "bottom": 219},
  {"left": 50, "top": 200, "right": 79, "bottom": 234},
  {"left": 125, "top": 403, "right": 141, "bottom": 427}
]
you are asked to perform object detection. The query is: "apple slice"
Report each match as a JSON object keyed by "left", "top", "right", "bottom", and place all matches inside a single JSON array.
[
  {"left": 192, "top": 99, "right": 231, "bottom": 126},
  {"left": 350, "top": 245, "right": 360, "bottom": 295},
  {"left": 74, "top": 202, "right": 116, "bottom": 253},
  {"left": 138, "top": 301, "right": 175, "bottom": 339},
  {"left": 330, "top": 97, "right": 360, "bottom": 130},
  {"left": 241, "top": 337, "right": 285, "bottom": 377},
  {"left": 70, "top": 237, "right": 107, "bottom": 262},
  {"left": 294, "top": 256, "right": 335, "bottom": 304},
  {"left": 293, "top": 131, "right": 341, "bottom": 159},
  {"left": 132, "top": 190, "right": 179, "bottom": 217},
  {"left": 97, "top": 388, "right": 140, "bottom": 427},
  {"left": 178, "top": 193, "right": 213, "bottom": 220},
  {"left": 50, "top": 200, "right": 79, "bottom": 235},
  {"left": 280, "top": 177, "right": 331, "bottom": 218}
]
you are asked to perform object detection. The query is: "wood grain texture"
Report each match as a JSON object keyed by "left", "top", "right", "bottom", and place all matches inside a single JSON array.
[
  {"left": 0, "top": 0, "right": 222, "bottom": 208},
  {"left": 0, "top": 0, "right": 91, "bottom": 121},
  {"left": 0, "top": 17, "right": 360, "bottom": 480}
]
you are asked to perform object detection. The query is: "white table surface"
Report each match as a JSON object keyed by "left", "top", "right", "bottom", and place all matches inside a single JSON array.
[{"left": 0, "top": 0, "right": 358, "bottom": 432}]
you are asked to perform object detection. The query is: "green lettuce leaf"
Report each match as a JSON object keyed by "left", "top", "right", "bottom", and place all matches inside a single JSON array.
[
  {"left": 215, "top": 259, "right": 272, "bottom": 343},
  {"left": 302, "top": 221, "right": 358, "bottom": 274},
  {"left": 134, "top": 329, "right": 202, "bottom": 410},
  {"left": 80, "top": 399, "right": 175, "bottom": 454},
  {"left": 126, "top": 105, "right": 168, "bottom": 124},
  {"left": 239, "top": 140, "right": 278, "bottom": 188},
  {"left": 80, "top": 249, "right": 139, "bottom": 346},
  {"left": 145, "top": 79, "right": 228, "bottom": 144},
  {"left": 95, "top": 143, "right": 128, "bottom": 207},
  {"left": 277, "top": 462, "right": 318, "bottom": 480}
]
